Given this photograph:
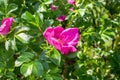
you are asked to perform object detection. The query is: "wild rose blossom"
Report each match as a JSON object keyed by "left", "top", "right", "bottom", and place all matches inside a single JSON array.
[
  {"left": 67, "top": 0, "right": 75, "bottom": 5},
  {"left": 56, "top": 15, "right": 66, "bottom": 22},
  {"left": 43, "top": 26, "right": 80, "bottom": 54},
  {"left": 50, "top": 4, "right": 58, "bottom": 10},
  {"left": 0, "top": 17, "right": 13, "bottom": 35}
]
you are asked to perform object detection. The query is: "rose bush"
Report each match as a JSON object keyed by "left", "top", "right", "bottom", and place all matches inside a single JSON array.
[{"left": 0, "top": 0, "right": 120, "bottom": 80}]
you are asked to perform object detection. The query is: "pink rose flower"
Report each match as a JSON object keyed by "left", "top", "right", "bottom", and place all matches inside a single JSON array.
[
  {"left": 43, "top": 26, "right": 80, "bottom": 54},
  {"left": 50, "top": 4, "right": 58, "bottom": 10},
  {"left": 56, "top": 15, "right": 66, "bottom": 22},
  {"left": 0, "top": 17, "right": 13, "bottom": 35},
  {"left": 67, "top": 0, "right": 75, "bottom": 5}
]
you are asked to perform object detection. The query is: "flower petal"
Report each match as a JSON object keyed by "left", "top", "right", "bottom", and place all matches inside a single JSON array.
[
  {"left": 2, "top": 17, "right": 13, "bottom": 27},
  {"left": 67, "top": 0, "right": 75, "bottom": 5},
  {"left": 60, "top": 28, "right": 80, "bottom": 46},
  {"left": 43, "top": 26, "right": 64, "bottom": 45},
  {"left": 56, "top": 15, "right": 66, "bottom": 22},
  {"left": 43, "top": 26, "right": 54, "bottom": 45},
  {"left": 51, "top": 37, "right": 62, "bottom": 51},
  {"left": 60, "top": 45, "right": 77, "bottom": 54},
  {"left": 69, "top": 7, "right": 74, "bottom": 11},
  {"left": 50, "top": 4, "right": 58, "bottom": 11},
  {"left": 0, "top": 17, "right": 13, "bottom": 35},
  {"left": 53, "top": 26, "right": 64, "bottom": 39}
]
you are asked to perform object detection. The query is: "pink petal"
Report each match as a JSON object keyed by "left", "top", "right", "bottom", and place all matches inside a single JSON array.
[
  {"left": 43, "top": 26, "right": 64, "bottom": 45},
  {"left": 56, "top": 15, "right": 66, "bottom": 22},
  {"left": 50, "top": 4, "right": 58, "bottom": 10},
  {"left": 53, "top": 26, "right": 64, "bottom": 39},
  {"left": 43, "top": 26, "right": 54, "bottom": 45},
  {"left": 43, "top": 26, "right": 80, "bottom": 55},
  {"left": 67, "top": 0, "right": 75, "bottom": 5},
  {"left": 0, "top": 17, "right": 13, "bottom": 35},
  {"left": 2, "top": 17, "right": 13, "bottom": 27},
  {"left": 69, "top": 7, "right": 74, "bottom": 11},
  {"left": 60, "top": 28, "right": 80, "bottom": 46},
  {"left": 61, "top": 45, "right": 77, "bottom": 54},
  {"left": 51, "top": 37, "right": 62, "bottom": 51}
]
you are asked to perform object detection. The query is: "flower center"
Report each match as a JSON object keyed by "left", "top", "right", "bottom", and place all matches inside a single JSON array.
[{"left": 58, "top": 39, "right": 64, "bottom": 45}]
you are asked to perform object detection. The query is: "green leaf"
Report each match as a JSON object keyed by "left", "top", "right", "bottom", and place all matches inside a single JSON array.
[
  {"left": 15, "top": 33, "right": 32, "bottom": 44},
  {"left": 21, "top": 11, "right": 35, "bottom": 21},
  {"left": 7, "top": 3, "right": 18, "bottom": 14},
  {"left": 5, "top": 40, "right": 10, "bottom": 51},
  {"left": 6, "top": 72, "right": 15, "bottom": 79},
  {"left": 5, "top": 38, "right": 17, "bottom": 51},
  {"left": 0, "top": 0, "right": 7, "bottom": 6},
  {"left": 44, "top": 73, "right": 53, "bottom": 80},
  {"left": 68, "top": 52, "right": 77, "bottom": 58},
  {"left": 78, "top": 9, "right": 86, "bottom": 16},
  {"left": 50, "top": 49, "right": 61, "bottom": 66},
  {"left": 15, "top": 26, "right": 30, "bottom": 34},
  {"left": 32, "top": 61, "right": 43, "bottom": 76},
  {"left": 44, "top": 0, "right": 53, "bottom": 4},
  {"left": 38, "top": 5, "right": 46, "bottom": 12},
  {"left": 43, "top": 19, "right": 54, "bottom": 29},
  {"left": 15, "top": 52, "right": 34, "bottom": 67},
  {"left": 34, "top": 13, "right": 44, "bottom": 28},
  {"left": 20, "top": 62, "right": 33, "bottom": 77},
  {"left": 39, "top": 13, "right": 44, "bottom": 22}
]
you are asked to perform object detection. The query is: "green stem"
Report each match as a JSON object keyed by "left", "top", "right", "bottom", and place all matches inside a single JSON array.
[{"left": 62, "top": 57, "right": 68, "bottom": 80}]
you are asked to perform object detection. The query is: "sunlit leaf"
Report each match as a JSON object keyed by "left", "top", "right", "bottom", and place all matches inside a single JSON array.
[
  {"left": 20, "top": 63, "right": 33, "bottom": 77},
  {"left": 50, "top": 49, "right": 61, "bottom": 66},
  {"left": 15, "top": 52, "right": 34, "bottom": 67},
  {"left": 15, "top": 33, "right": 32, "bottom": 44}
]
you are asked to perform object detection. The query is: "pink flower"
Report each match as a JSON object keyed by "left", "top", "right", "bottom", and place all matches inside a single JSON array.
[
  {"left": 67, "top": 0, "right": 75, "bottom": 5},
  {"left": 69, "top": 7, "right": 74, "bottom": 11},
  {"left": 43, "top": 26, "right": 80, "bottom": 54},
  {"left": 56, "top": 15, "right": 66, "bottom": 22},
  {"left": 50, "top": 4, "right": 58, "bottom": 10},
  {"left": 0, "top": 17, "right": 13, "bottom": 35}
]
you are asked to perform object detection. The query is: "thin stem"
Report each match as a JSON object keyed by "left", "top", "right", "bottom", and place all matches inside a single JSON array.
[{"left": 62, "top": 57, "right": 68, "bottom": 80}]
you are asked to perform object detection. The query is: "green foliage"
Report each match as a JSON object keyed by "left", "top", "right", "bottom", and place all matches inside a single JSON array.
[{"left": 0, "top": 0, "right": 120, "bottom": 80}]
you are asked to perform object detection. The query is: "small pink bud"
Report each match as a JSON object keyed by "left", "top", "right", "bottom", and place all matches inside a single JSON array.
[
  {"left": 50, "top": 4, "right": 58, "bottom": 11},
  {"left": 0, "top": 17, "right": 13, "bottom": 35},
  {"left": 67, "top": 0, "right": 75, "bottom": 5},
  {"left": 56, "top": 15, "right": 66, "bottom": 22},
  {"left": 69, "top": 7, "right": 74, "bottom": 11}
]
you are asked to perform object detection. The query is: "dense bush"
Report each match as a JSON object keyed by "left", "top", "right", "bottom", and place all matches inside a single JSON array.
[{"left": 0, "top": 0, "right": 120, "bottom": 79}]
